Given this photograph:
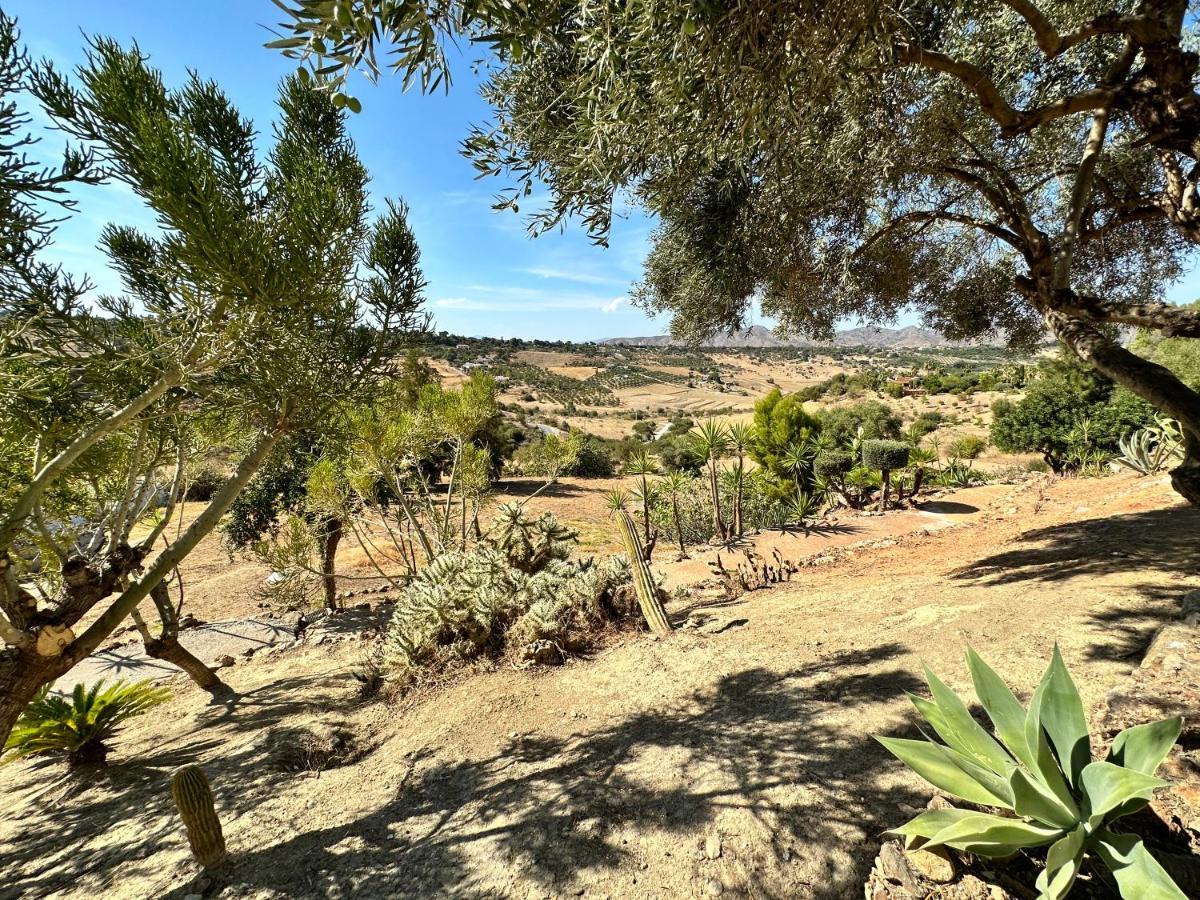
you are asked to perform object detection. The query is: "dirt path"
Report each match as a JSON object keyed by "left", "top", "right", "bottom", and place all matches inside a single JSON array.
[{"left": 2, "top": 472, "right": 1197, "bottom": 900}]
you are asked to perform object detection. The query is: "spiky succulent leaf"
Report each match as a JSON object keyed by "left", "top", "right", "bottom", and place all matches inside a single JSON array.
[
  {"left": 1106, "top": 717, "right": 1183, "bottom": 776},
  {"left": 1092, "top": 831, "right": 1188, "bottom": 900},
  {"left": 1035, "top": 826, "right": 1086, "bottom": 900},
  {"left": 876, "top": 737, "right": 1011, "bottom": 808},
  {"left": 891, "top": 808, "right": 1061, "bottom": 855}
]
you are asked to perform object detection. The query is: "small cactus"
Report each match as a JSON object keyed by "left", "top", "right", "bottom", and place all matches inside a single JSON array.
[
  {"left": 170, "top": 764, "right": 227, "bottom": 869},
  {"left": 616, "top": 510, "right": 672, "bottom": 636}
]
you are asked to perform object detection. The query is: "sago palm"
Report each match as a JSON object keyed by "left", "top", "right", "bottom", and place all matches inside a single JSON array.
[{"left": 4, "top": 680, "right": 171, "bottom": 768}]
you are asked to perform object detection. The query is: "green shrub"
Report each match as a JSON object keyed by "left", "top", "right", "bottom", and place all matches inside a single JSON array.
[
  {"left": 749, "top": 389, "right": 820, "bottom": 478},
  {"left": 568, "top": 438, "right": 615, "bottom": 478},
  {"left": 861, "top": 439, "right": 910, "bottom": 472},
  {"left": 818, "top": 400, "right": 902, "bottom": 448},
  {"left": 947, "top": 434, "right": 988, "bottom": 460},
  {"left": 909, "top": 411, "right": 946, "bottom": 439},
  {"left": 990, "top": 357, "right": 1155, "bottom": 473},
  {"left": 4, "top": 680, "right": 171, "bottom": 767},
  {"left": 185, "top": 466, "right": 225, "bottom": 502},
  {"left": 879, "top": 648, "right": 1186, "bottom": 900},
  {"left": 813, "top": 450, "right": 854, "bottom": 479}
]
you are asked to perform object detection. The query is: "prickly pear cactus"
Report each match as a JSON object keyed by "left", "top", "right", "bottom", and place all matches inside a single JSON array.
[{"left": 170, "top": 764, "right": 227, "bottom": 869}]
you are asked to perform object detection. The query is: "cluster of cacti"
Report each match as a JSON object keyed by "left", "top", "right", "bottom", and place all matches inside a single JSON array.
[
  {"left": 487, "top": 501, "right": 576, "bottom": 573},
  {"left": 170, "top": 764, "right": 227, "bottom": 870},
  {"left": 381, "top": 505, "right": 634, "bottom": 680}
]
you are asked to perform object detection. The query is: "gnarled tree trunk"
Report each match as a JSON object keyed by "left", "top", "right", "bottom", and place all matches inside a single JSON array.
[{"left": 1044, "top": 308, "right": 1200, "bottom": 505}]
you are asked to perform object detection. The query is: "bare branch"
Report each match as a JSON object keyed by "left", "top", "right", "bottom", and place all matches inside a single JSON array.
[
  {"left": 1000, "top": 1, "right": 1131, "bottom": 58},
  {"left": 1054, "top": 290, "right": 1200, "bottom": 337}
]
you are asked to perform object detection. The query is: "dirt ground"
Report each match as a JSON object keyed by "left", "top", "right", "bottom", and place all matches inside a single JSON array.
[{"left": 3, "top": 471, "right": 1197, "bottom": 899}]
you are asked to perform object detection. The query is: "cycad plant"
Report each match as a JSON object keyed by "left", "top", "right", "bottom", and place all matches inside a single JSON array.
[
  {"left": 690, "top": 420, "right": 730, "bottom": 541},
  {"left": 4, "top": 680, "right": 171, "bottom": 767},
  {"left": 878, "top": 648, "right": 1185, "bottom": 899}
]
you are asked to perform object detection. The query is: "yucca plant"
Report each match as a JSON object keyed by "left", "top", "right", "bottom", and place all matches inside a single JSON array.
[
  {"left": 878, "top": 648, "right": 1185, "bottom": 899},
  {"left": 4, "top": 680, "right": 171, "bottom": 767}
]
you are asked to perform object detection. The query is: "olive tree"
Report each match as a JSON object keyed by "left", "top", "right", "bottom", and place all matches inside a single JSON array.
[
  {"left": 0, "top": 21, "right": 425, "bottom": 744},
  {"left": 273, "top": 0, "right": 1200, "bottom": 504}
]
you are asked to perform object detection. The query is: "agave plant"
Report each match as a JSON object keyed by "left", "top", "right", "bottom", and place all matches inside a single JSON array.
[
  {"left": 878, "top": 648, "right": 1185, "bottom": 899},
  {"left": 4, "top": 680, "right": 171, "bottom": 767},
  {"left": 1115, "top": 418, "right": 1184, "bottom": 476}
]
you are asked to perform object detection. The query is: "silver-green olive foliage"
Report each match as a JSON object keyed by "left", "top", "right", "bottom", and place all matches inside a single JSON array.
[{"left": 274, "top": 1, "right": 1200, "bottom": 504}]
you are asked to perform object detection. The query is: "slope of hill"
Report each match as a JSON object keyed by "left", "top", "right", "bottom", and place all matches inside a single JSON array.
[{"left": 602, "top": 323, "right": 996, "bottom": 349}]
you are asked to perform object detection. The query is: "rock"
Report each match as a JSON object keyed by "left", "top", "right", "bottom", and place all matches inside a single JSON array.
[
  {"left": 906, "top": 846, "right": 956, "bottom": 884},
  {"left": 213, "top": 654, "right": 235, "bottom": 668},
  {"left": 704, "top": 878, "right": 724, "bottom": 896},
  {"left": 704, "top": 834, "right": 722, "bottom": 860}
]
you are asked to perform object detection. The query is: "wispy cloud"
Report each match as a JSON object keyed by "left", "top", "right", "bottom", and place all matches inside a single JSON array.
[
  {"left": 522, "top": 266, "right": 624, "bottom": 286},
  {"left": 600, "top": 296, "right": 625, "bottom": 314}
]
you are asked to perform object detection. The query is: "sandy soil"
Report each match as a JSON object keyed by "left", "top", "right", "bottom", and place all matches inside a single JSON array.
[{"left": 3, "top": 471, "right": 1196, "bottom": 900}]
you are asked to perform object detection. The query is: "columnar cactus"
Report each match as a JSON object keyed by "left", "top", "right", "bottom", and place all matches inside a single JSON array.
[
  {"left": 862, "top": 439, "right": 910, "bottom": 510},
  {"left": 616, "top": 511, "right": 672, "bottom": 636},
  {"left": 170, "top": 764, "right": 227, "bottom": 869}
]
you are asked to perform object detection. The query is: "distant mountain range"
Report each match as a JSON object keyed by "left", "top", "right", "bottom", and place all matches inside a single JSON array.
[{"left": 601, "top": 324, "right": 1001, "bottom": 350}]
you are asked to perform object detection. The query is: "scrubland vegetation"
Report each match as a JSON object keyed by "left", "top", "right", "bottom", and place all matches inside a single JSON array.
[{"left": 3, "top": 3, "right": 1200, "bottom": 899}]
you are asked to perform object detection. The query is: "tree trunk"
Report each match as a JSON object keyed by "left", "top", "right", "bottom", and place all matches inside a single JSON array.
[
  {"left": 142, "top": 580, "right": 228, "bottom": 693},
  {"left": 1045, "top": 308, "right": 1200, "bottom": 506},
  {"left": 319, "top": 516, "right": 343, "bottom": 610},
  {"left": 671, "top": 496, "right": 687, "bottom": 556},
  {"left": 143, "top": 634, "right": 226, "bottom": 692},
  {"left": 911, "top": 467, "right": 925, "bottom": 500},
  {"left": 880, "top": 469, "right": 892, "bottom": 511},
  {"left": 0, "top": 647, "right": 72, "bottom": 748},
  {"left": 1173, "top": 431, "right": 1200, "bottom": 506},
  {"left": 708, "top": 462, "right": 726, "bottom": 540},
  {"left": 734, "top": 454, "right": 744, "bottom": 536}
]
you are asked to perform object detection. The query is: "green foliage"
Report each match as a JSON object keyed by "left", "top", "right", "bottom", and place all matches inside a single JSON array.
[
  {"left": 947, "top": 435, "right": 988, "bottom": 461},
  {"left": 487, "top": 501, "right": 576, "bottom": 574},
  {"left": 818, "top": 401, "right": 902, "bottom": 449},
  {"left": 879, "top": 648, "right": 1186, "bottom": 899},
  {"left": 4, "top": 680, "right": 171, "bottom": 766},
  {"left": 936, "top": 460, "right": 987, "bottom": 488},
  {"left": 813, "top": 451, "right": 854, "bottom": 479},
  {"left": 1132, "top": 301, "right": 1200, "bottom": 390},
  {"left": 1115, "top": 419, "right": 1185, "bottom": 476},
  {"left": 861, "top": 439, "right": 910, "bottom": 473},
  {"left": 749, "top": 389, "right": 819, "bottom": 478},
  {"left": 991, "top": 358, "right": 1155, "bottom": 473}
]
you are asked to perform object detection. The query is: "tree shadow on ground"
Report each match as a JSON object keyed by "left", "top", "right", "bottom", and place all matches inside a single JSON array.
[
  {"left": 149, "top": 643, "right": 926, "bottom": 900},
  {"left": 0, "top": 671, "right": 364, "bottom": 900},
  {"left": 949, "top": 506, "right": 1200, "bottom": 587},
  {"left": 951, "top": 505, "right": 1199, "bottom": 665},
  {"left": 494, "top": 478, "right": 590, "bottom": 500}
]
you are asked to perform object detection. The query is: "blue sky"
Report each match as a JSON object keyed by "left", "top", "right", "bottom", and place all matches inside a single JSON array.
[
  {"left": 10, "top": 1, "right": 1200, "bottom": 342},
  {"left": 10, "top": 0, "right": 679, "bottom": 342}
]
